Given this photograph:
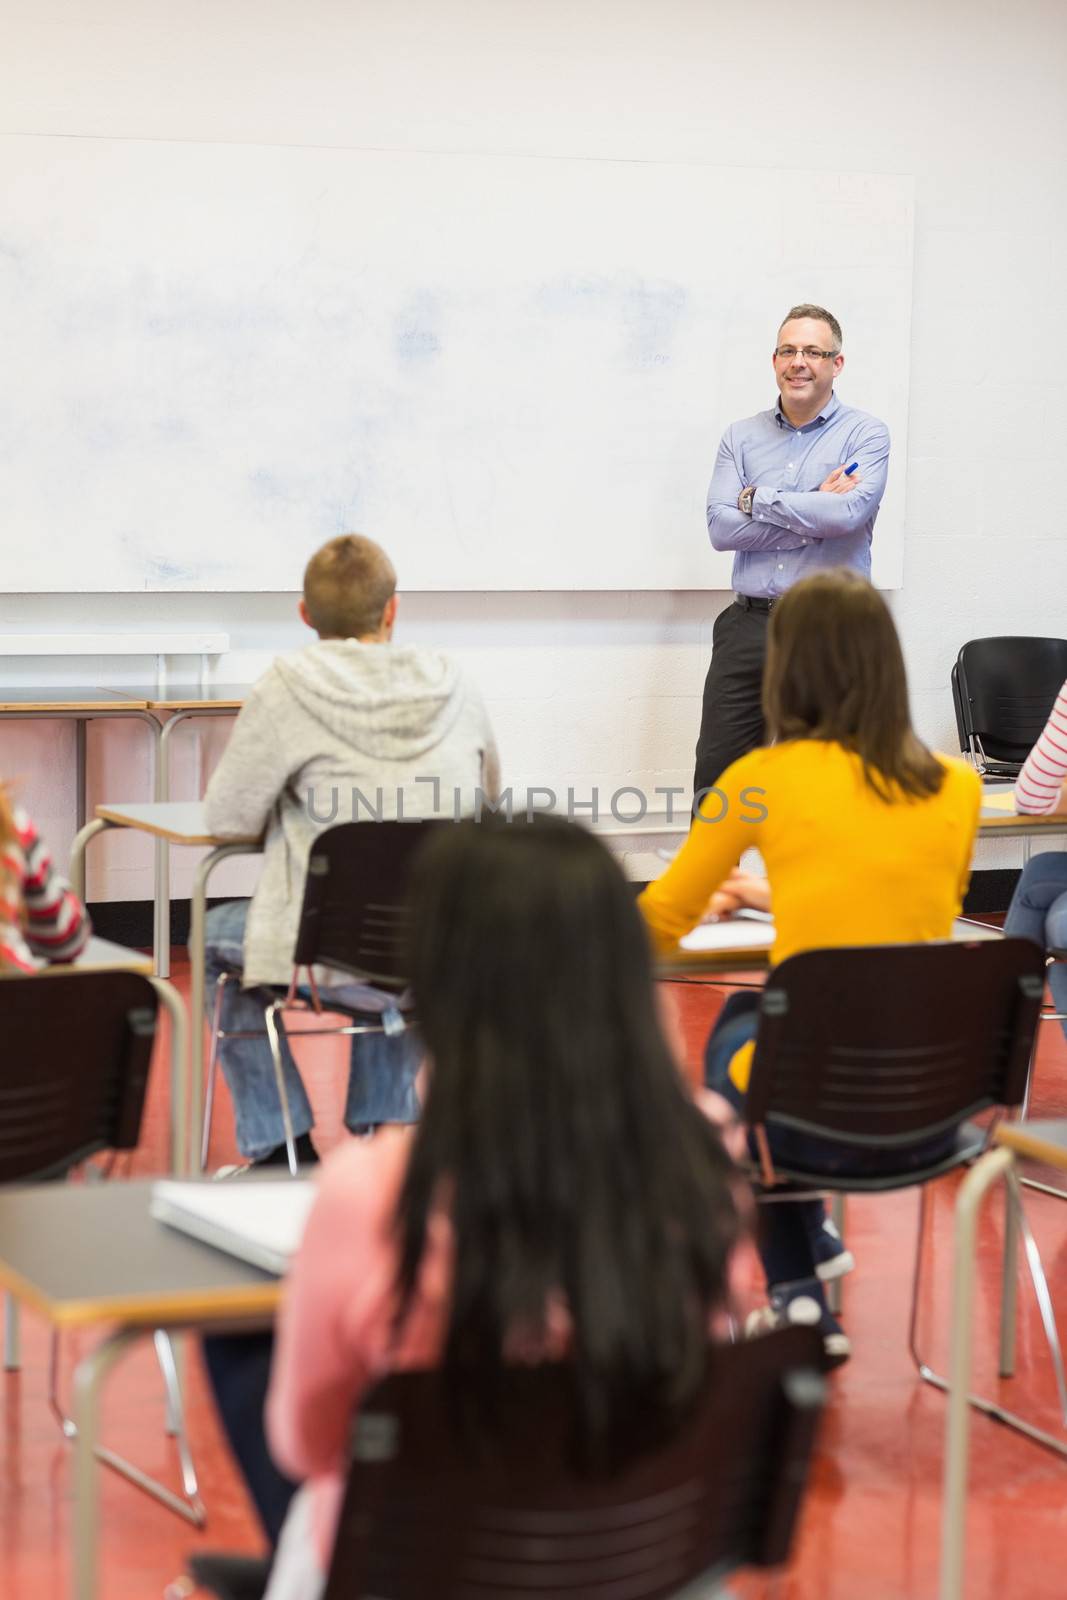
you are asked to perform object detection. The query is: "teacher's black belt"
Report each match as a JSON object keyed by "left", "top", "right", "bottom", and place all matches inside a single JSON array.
[{"left": 734, "top": 594, "right": 776, "bottom": 613}]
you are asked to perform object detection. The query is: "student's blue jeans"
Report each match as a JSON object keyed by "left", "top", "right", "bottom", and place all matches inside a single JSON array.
[
  {"left": 203, "top": 899, "right": 421, "bottom": 1161},
  {"left": 1004, "top": 852, "right": 1067, "bottom": 1040},
  {"left": 705, "top": 992, "right": 954, "bottom": 1294}
]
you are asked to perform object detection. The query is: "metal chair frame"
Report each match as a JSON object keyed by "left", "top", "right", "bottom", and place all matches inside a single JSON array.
[
  {"left": 738, "top": 940, "right": 1062, "bottom": 1453},
  {"left": 201, "top": 820, "right": 443, "bottom": 1176}
]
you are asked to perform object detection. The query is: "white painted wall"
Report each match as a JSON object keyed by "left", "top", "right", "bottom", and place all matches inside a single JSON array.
[{"left": 3, "top": 0, "right": 1065, "bottom": 900}]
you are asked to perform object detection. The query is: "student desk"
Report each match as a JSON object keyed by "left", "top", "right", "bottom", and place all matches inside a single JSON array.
[
  {"left": 0, "top": 1180, "right": 280, "bottom": 1600},
  {"left": 941, "top": 1120, "right": 1067, "bottom": 1600},
  {"left": 129, "top": 685, "right": 247, "bottom": 979},
  {"left": 70, "top": 803, "right": 261, "bottom": 1167},
  {"left": 0, "top": 687, "right": 157, "bottom": 829},
  {"left": 1, "top": 684, "right": 247, "bottom": 978}
]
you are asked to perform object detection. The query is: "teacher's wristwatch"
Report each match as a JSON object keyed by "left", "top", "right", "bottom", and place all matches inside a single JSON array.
[{"left": 737, "top": 486, "right": 756, "bottom": 516}]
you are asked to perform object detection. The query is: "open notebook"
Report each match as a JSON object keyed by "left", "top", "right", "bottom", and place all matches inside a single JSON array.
[
  {"left": 151, "top": 1179, "right": 317, "bottom": 1275},
  {"left": 679, "top": 909, "right": 775, "bottom": 955}
]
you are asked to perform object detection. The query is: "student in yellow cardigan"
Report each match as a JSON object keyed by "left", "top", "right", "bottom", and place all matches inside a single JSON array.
[{"left": 639, "top": 569, "right": 982, "bottom": 1365}]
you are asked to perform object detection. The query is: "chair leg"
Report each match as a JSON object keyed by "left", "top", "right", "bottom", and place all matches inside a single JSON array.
[
  {"left": 154, "top": 1331, "right": 203, "bottom": 1507},
  {"left": 265, "top": 1000, "right": 300, "bottom": 1177},
  {"left": 1005, "top": 1168, "right": 1067, "bottom": 1426},
  {"left": 827, "top": 1193, "right": 846, "bottom": 1316},
  {"left": 906, "top": 1186, "right": 932, "bottom": 1382},
  {"left": 999, "top": 1175, "right": 1019, "bottom": 1378},
  {"left": 50, "top": 1325, "right": 206, "bottom": 1522},
  {"left": 48, "top": 1329, "right": 78, "bottom": 1438},
  {"left": 4, "top": 1294, "right": 20, "bottom": 1372},
  {"left": 200, "top": 973, "right": 232, "bottom": 1171}
]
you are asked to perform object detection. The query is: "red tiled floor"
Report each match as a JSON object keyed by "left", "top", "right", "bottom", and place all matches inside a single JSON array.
[{"left": 3, "top": 957, "right": 1067, "bottom": 1597}]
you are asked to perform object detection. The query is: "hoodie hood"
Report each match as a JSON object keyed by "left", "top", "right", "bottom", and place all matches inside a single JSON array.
[{"left": 273, "top": 640, "right": 465, "bottom": 762}]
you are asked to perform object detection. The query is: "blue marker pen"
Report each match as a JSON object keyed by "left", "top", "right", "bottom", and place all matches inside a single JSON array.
[{"left": 844, "top": 460, "right": 860, "bottom": 476}]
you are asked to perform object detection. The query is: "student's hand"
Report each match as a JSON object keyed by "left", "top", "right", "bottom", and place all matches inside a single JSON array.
[
  {"left": 819, "top": 465, "right": 862, "bottom": 495},
  {"left": 705, "top": 869, "right": 771, "bottom": 918}
]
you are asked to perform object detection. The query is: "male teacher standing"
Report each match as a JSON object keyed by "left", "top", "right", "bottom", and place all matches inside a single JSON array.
[{"left": 693, "top": 304, "right": 890, "bottom": 798}]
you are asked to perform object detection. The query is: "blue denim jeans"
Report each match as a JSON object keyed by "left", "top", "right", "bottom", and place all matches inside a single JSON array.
[
  {"left": 1004, "top": 852, "right": 1067, "bottom": 1039},
  {"left": 203, "top": 899, "right": 422, "bottom": 1161}
]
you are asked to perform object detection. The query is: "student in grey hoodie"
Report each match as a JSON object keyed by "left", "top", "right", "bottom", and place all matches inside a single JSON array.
[{"left": 202, "top": 534, "right": 500, "bottom": 1169}]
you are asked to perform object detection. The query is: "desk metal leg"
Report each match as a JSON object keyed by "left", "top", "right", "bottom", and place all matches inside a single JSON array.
[
  {"left": 190, "top": 845, "right": 259, "bottom": 1170},
  {"left": 941, "top": 1146, "right": 1013, "bottom": 1600},
  {"left": 4, "top": 1293, "right": 19, "bottom": 1371},
  {"left": 75, "top": 719, "right": 87, "bottom": 834},
  {"left": 69, "top": 818, "right": 111, "bottom": 903},
  {"left": 150, "top": 977, "right": 189, "bottom": 1178}
]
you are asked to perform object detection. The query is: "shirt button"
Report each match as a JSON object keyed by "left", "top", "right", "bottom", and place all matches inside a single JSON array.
[{"left": 778, "top": 563, "right": 784, "bottom": 570}]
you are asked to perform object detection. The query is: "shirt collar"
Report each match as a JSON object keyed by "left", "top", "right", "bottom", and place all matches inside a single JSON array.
[{"left": 774, "top": 390, "right": 840, "bottom": 432}]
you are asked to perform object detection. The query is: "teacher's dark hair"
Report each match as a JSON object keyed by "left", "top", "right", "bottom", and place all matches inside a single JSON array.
[
  {"left": 763, "top": 568, "right": 944, "bottom": 800},
  {"left": 779, "top": 303, "right": 842, "bottom": 351},
  {"left": 394, "top": 814, "right": 742, "bottom": 1462}
]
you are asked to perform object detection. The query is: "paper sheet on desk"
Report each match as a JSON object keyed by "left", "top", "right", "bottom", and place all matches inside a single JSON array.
[
  {"left": 980, "top": 791, "right": 1019, "bottom": 814},
  {"left": 679, "top": 912, "right": 775, "bottom": 954},
  {"left": 151, "top": 1179, "right": 316, "bottom": 1275}
]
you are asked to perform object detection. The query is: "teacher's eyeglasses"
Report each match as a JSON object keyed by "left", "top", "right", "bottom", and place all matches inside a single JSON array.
[{"left": 774, "top": 345, "right": 839, "bottom": 362}]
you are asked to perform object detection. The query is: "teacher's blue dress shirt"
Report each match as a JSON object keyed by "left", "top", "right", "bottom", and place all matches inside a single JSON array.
[{"left": 706, "top": 392, "right": 890, "bottom": 600}]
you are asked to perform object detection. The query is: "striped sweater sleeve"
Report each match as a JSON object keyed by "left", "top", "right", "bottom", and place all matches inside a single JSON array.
[
  {"left": 14, "top": 808, "right": 91, "bottom": 962},
  {"left": 1015, "top": 678, "right": 1067, "bottom": 814}
]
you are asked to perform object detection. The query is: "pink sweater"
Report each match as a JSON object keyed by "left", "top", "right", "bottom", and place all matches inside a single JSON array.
[
  {"left": 1015, "top": 677, "right": 1067, "bottom": 814},
  {"left": 266, "top": 1112, "right": 751, "bottom": 1571}
]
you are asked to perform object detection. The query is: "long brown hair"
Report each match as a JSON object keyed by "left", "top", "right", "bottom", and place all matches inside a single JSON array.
[
  {"left": 394, "top": 815, "right": 742, "bottom": 1464},
  {"left": 762, "top": 568, "right": 944, "bottom": 801}
]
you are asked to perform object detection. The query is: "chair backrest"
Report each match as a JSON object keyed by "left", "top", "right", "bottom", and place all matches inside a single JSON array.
[
  {"left": 954, "top": 636, "right": 1067, "bottom": 771},
  {"left": 0, "top": 970, "right": 158, "bottom": 1181},
  {"left": 322, "top": 1328, "right": 826, "bottom": 1600},
  {"left": 292, "top": 821, "right": 447, "bottom": 990},
  {"left": 744, "top": 940, "right": 1045, "bottom": 1150}
]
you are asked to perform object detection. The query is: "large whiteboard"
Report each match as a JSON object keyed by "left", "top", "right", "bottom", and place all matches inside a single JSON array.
[{"left": 0, "top": 137, "right": 912, "bottom": 591}]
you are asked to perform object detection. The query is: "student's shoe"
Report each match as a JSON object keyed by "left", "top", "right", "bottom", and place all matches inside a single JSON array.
[
  {"left": 214, "top": 1132, "right": 319, "bottom": 1178},
  {"left": 806, "top": 1213, "right": 856, "bottom": 1283},
  {"left": 745, "top": 1281, "right": 852, "bottom": 1370}
]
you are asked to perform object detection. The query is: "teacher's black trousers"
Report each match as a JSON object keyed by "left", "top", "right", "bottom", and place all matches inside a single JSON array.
[{"left": 693, "top": 600, "right": 770, "bottom": 800}]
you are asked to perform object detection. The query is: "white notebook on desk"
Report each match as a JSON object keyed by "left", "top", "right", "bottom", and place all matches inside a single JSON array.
[
  {"left": 679, "top": 910, "right": 775, "bottom": 954},
  {"left": 151, "top": 1179, "right": 316, "bottom": 1275}
]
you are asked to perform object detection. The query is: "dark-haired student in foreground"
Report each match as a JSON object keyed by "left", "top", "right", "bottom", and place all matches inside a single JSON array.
[
  {"left": 205, "top": 816, "right": 751, "bottom": 1599},
  {"left": 641, "top": 569, "right": 982, "bottom": 1366}
]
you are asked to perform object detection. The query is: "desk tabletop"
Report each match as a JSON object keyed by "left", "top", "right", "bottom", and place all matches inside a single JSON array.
[
  {"left": 978, "top": 786, "right": 1067, "bottom": 836},
  {"left": 120, "top": 683, "right": 248, "bottom": 711},
  {"left": 0, "top": 687, "right": 151, "bottom": 712},
  {"left": 657, "top": 916, "right": 1004, "bottom": 977},
  {"left": 0, "top": 1181, "right": 282, "bottom": 1329},
  {"left": 95, "top": 800, "right": 258, "bottom": 847},
  {"left": 75, "top": 937, "right": 154, "bottom": 975}
]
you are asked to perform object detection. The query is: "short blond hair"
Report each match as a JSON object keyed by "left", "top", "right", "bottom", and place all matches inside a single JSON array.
[{"left": 302, "top": 535, "right": 396, "bottom": 639}]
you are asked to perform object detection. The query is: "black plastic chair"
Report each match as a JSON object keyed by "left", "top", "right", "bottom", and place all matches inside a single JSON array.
[
  {"left": 0, "top": 968, "right": 157, "bottom": 1182},
  {"left": 0, "top": 969, "right": 203, "bottom": 1518},
  {"left": 740, "top": 938, "right": 1045, "bottom": 1397},
  {"left": 202, "top": 821, "right": 445, "bottom": 1175},
  {"left": 952, "top": 636, "right": 1067, "bottom": 777},
  {"left": 184, "top": 1327, "right": 826, "bottom": 1600}
]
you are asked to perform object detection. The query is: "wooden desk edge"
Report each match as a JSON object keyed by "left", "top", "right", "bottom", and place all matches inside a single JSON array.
[
  {"left": 0, "top": 1258, "right": 282, "bottom": 1329},
  {"left": 95, "top": 807, "right": 257, "bottom": 847},
  {"left": 995, "top": 1123, "right": 1067, "bottom": 1171},
  {"left": 0, "top": 699, "right": 151, "bottom": 713}
]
